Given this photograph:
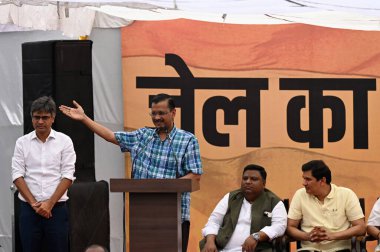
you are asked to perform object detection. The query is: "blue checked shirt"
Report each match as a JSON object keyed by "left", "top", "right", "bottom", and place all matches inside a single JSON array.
[{"left": 114, "top": 126, "right": 203, "bottom": 221}]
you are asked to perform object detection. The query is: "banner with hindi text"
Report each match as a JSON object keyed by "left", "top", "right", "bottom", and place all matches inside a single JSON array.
[{"left": 121, "top": 19, "right": 380, "bottom": 251}]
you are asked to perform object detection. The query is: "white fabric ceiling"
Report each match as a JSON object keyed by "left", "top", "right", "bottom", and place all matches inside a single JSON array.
[{"left": 0, "top": 1, "right": 380, "bottom": 37}]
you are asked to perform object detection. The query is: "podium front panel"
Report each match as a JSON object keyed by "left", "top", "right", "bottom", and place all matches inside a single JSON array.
[{"left": 129, "top": 192, "right": 181, "bottom": 252}]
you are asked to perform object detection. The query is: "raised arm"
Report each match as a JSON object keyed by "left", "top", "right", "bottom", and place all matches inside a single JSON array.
[{"left": 59, "top": 100, "right": 118, "bottom": 145}]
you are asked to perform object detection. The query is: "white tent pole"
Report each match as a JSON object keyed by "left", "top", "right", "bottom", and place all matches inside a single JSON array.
[{"left": 10, "top": 185, "right": 16, "bottom": 252}]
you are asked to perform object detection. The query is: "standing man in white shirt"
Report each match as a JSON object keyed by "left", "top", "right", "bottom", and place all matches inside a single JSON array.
[
  {"left": 200, "top": 164, "right": 287, "bottom": 252},
  {"left": 11, "top": 96, "right": 76, "bottom": 252}
]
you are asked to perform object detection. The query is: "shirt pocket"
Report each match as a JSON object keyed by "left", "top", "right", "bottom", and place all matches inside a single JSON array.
[{"left": 326, "top": 208, "right": 347, "bottom": 229}]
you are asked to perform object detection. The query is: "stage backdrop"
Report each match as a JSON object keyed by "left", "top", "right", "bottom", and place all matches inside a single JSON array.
[{"left": 121, "top": 19, "right": 380, "bottom": 251}]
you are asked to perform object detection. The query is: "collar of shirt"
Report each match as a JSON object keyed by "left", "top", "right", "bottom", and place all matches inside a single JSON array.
[
  {"left": 30, "top": 129, "right": 57, "bottom": 141},
  {"left": 152, "top": 125, "right": 177, "bottom": 141},
  {"left": 325, "top": 184, "right": 336, "bottom": 199},
  {"left": 311, "top": 184, "right": 336, "bottom": 202}
]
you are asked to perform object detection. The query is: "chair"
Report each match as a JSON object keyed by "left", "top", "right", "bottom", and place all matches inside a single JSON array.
[
  {"left": 270, "top": 199, "right": 290, "bottom": 252},
  {"left": 359, "top": 224, "right": 380, "bottom": 252},
  {"left": 359, "top": 198, "right": 380, "bottom": 251},
  {"left": 282, "top": 198, "right": 365, "bottom": 252},
  {"left": 350, "top": 198, "right": 366, "bottom": 252},
  {"left": 359, "top": 234, "right": 378, "bottom": 252},
  {"left": 272, "top": 236, "right": 285, "bottom": 252}
]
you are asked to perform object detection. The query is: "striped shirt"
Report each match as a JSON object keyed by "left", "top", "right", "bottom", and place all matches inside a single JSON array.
[{"left": 114, "top": 126, "right": 202, "bottom": 221}]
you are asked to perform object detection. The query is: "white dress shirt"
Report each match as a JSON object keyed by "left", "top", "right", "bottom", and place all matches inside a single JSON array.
[
  {"left": 202, "top": 192, "right": 287, "bottom": 252},
  {"left": 12, "top": 129, "right": 76, "bottom": 202},
  {"left": 368, "top": 198, "right": 380, "bottom": 226}
]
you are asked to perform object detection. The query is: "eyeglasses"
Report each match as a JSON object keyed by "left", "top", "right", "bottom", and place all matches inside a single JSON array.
[
  {"left": 32, "top": 115, "right": 51, "bottom": 121},
  {"left": 149, "top": 111, "right": 170, "bottom": 117}
]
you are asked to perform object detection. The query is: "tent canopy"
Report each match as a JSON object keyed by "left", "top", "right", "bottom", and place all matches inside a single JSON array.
[{"left": 1, "top": 0, "right": 380, "bottom": 36}]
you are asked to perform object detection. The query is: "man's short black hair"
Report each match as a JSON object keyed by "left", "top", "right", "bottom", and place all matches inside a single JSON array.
[
  {"left": 302, "top": 160, "right": 331, "bottom": 184},
  {"left": 151, "top": 93, "right": 175, "bottom": 110},
  {"left": 243, "top": 164, "right": 267, "bottom": 181},
  {"left": 30, "top": 96, "right": 56, "bottom": 116}
]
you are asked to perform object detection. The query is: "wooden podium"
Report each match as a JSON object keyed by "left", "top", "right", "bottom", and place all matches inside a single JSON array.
[{"left": 110, "top": 179, "right": 200, "bottom": 252}]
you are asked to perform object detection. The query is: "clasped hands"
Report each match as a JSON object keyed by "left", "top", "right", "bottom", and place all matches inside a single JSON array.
[
  {"left": 31, "top": 200, "right": 54, "bottom": 219},
  {"left": 308, "top": 226, "right": 333, "bottom": 242}
]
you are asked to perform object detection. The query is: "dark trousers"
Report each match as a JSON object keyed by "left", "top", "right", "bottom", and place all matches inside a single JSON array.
[
  {"left": 182, "top": 221, "right": 190, "bottom": 252},
  {"left": 19, "top": 201, "right": 69, "bottom": 252}
]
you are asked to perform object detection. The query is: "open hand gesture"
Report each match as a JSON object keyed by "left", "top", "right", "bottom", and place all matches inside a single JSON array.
[{"left": 59, "top": 100, "right": 86, "bottom": 121}]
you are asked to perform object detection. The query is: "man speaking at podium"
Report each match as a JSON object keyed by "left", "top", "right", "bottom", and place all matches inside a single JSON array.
[{"left": 59, "top": 93, "right": 203, "bottom": 251}]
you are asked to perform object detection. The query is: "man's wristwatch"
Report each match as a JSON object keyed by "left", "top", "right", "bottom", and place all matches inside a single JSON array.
[{"left": 252, "top": 232, "right": 260, "bottom": 241}]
